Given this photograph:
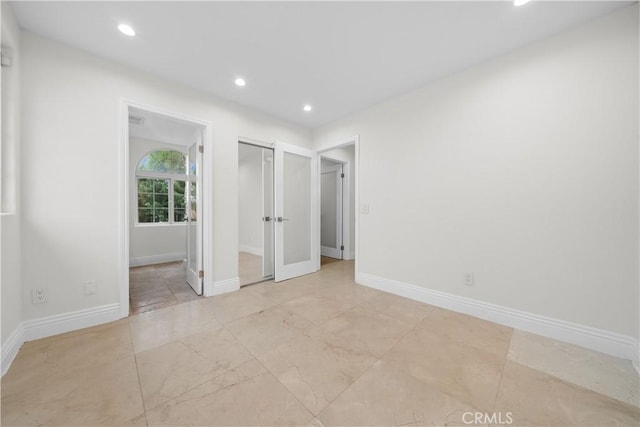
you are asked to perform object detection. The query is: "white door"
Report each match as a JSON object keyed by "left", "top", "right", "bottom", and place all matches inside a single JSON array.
[
  {"left": 274, "top": 142, "right": 318, "bottom": 281},
  {"left": 320, "top": 163, "right": 343, "bottom": 259},
  {"left": 186, "top": 141, "right": 203, "bottom": 295}
]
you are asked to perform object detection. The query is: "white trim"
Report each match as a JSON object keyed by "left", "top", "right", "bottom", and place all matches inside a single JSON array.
[
  {"left": 22, "top": 303, "right": 121, "bottom": 342},
  {"left": 239, "top": 245, "right": 263, "bottom": 257},
  {"left": 205, "top": 277, "right": 240, "bottom": 297},
  {"left": 357, "top": 272, "right": 639, "bottom": 362},
  {"left": 120, "top": 98, "right": 214, "bottom": 318},
  {"left": 1, "top": 324, "right": 24, "bottom": 377},
  {"left": 633, "top": 342, "right": 640, "bottom": 375},
  {"left": 129, "top": 253, "right": 186, "bottom": 267}
]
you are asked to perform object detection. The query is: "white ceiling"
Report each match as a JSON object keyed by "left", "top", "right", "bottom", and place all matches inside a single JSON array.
[
  {"left": 11, "top": 1, "right": 632, "bottom": 128},
  {"left": 129, "top": 107, "right": 202, "bottom": 147}
]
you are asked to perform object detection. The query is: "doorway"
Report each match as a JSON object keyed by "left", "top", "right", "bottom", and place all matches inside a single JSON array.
[
  {"left": 120, "top": 101, "right": 210, "bottom": 317},
  {"left": 238, "top": 141, "right": 275, "bottom": 286},
  {"left": 320, "top": 158, "right": 344, "bottom": 260},
  {"left": 317, "top": 140, "right": 357, "bottom": 271}
]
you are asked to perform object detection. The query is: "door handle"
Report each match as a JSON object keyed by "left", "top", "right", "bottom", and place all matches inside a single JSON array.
[
  {"left": 262, "top": 216, "right": 272, "bottom": 222},
  {"left": 276, "top": 217, "right": 289, "bottom": 222}
]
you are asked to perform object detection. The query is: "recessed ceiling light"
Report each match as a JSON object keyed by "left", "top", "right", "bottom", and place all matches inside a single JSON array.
[
  {"left": 303, "top": 105, "right": 312, "bottom": 112},
  {"left": 514, "top": 0, "right": 531, "bottom": 6},
  {"left": 118, "top": 24, "right": 136, "bottom": 37},
  {"left": 235, "top": 78, "right": 246, "bottom": 87}
]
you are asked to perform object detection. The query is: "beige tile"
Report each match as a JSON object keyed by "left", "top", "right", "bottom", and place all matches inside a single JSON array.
[
  {"left": 312, "top": 281, "right": 380, "bottom": 306},
  {"left": 384, "top": 325, "right": 504, "bottom": 411},
  {"left": 1, "top": 356, "right": 144, "bottom": 426},
  {"left": 244, "top": 277, "right": 322, "bottom": 305},
  {"left": 259, "top": 328, "right": 376, "bottom": 414},
  {"left": 199, "top": 287, "right": 276, "bottom": 324},
  {"left": 226, "top": 306, "right": 315, "bottom": 356},
  {"left": 2, "top": 319, "right": 133, "bottom": 396},
  {"left": 509, "top": 330, "right": 640, "bottom": 407},
  {"left": 420, "top": 306, "right": 513, "bottom": 359},
  {"left": 359, "top": 291, "right": 434, "bottom": 326},
  {"left": 317, "top": 360, "right": 478, "bottom": 427},
  {"left": 145, "top": 359, "right": 314, "bottom": 426},
  {"left": 317, "top": 306, "right": 413, "bottom": 357},
  {"left": 130, "top": 288, "right": 174, "bottom": 307},
  {"left": 495, "top": 361, "right": 640, "bottom": 426},
  {"left": 130, "top": 299, "right": 181, "bottom": 316},
  {"left": 281, "top": 294, "right": 356, "bottom": 325},
  {"left": 137, "top": 327, "right": 253, "bottom": 410},
  {"left": 129, "top": 300, "right": 221, "bottom": 353}
]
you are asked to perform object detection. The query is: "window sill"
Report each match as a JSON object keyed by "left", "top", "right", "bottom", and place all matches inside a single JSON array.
[{"left": 134, "top": 223, "right": 187, "bottom": 228}]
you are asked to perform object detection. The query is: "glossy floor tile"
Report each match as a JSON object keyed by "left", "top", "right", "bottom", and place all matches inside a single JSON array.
[
  {"left": 2, "top": 260, "right": 638, "bottom": 426},
  {"left": 494, "top": 361, "right": 639, "bottom": 426},
  {"left": 509, "top": 329, "right": 640, "bottom": 407},
  {"left": 129, "top": 261, "right": 199, "bottom": 315}
]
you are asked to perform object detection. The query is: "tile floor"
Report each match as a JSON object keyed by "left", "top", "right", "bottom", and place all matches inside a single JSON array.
[
  {"left": 2, "top": 260, "right": 639, "bottom": 426},
  {"left": 129, "top": 261, "right": 199, "bottom": 315}
]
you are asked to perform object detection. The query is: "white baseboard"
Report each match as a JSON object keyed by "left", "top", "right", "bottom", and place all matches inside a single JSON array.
[
  {"left": 129, "top": 253, "right": 186, "bottom": 267},
  {"left": 23, "top": 303, "right": 121, "bottom": 342},
  {"left": 1, "top": 303, "right": 120, "bottom": 377},
  {"left": 239, "top": 245, "right": 263, "bottom": 257},
  {"left": 204, "top": 277, "right": 240, "bottom": 297},
  {"left": 1, "top": 324, "right": 24, "bottom": 377},
  {"left": 357, "top": 272, "right": 639, "bottom": 362}
]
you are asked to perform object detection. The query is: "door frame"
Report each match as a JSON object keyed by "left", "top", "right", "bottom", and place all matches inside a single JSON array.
[
  {"left": 315, "top": 135, "right": 359, "bottom": 271},
  {"left": 119, "top": 98, "right": 214, "bottom": 318},
  {"left": 319, "top": 160, "right": 344, "bottom": 259}
]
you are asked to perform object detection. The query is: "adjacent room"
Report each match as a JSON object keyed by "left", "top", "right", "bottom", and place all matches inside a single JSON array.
[
  {"left": 128, "top": 107, "right": 204, "bottom": 314},
  {"left": 1, "top": 1, "right": 638, "bottom": 426}
]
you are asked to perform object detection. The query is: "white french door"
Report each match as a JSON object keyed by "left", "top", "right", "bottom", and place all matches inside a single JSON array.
[
  {"left": 320, "top": 163, "right": 343, "bottom": 259},
  {"left": 274, "top": 142, "right": 318, "bottom": 281},
  {"left": 186, "top": 141, "right": 203, "bottom": 295}
]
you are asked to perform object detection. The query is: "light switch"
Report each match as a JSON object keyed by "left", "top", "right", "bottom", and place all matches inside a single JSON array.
[{"left": 360, "top": 203, "right": 370, "bottom": 214}]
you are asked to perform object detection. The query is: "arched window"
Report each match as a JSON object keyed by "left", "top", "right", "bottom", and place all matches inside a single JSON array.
[{"left": 136, "top": 150, "right": 187, "bottom": 224}]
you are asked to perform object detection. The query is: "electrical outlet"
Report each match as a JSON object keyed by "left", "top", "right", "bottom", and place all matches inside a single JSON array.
[
  {"left": 31, "top": 289, "right": 47, "bottom": 304},
  {"left": 83, "top": 280, "right": 97, "bottom": 296},
  {"left": 464, "top": 273, "right": 475, "bottom": 287}
]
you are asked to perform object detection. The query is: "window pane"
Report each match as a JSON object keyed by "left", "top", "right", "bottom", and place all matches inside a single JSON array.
[
  {"left": 154, "top": 194, "right": 169, "bottom": 208},
  {"left": 138, "top": 208, "right": 153, "bottom": 223},
  {"left": 174, "top": 208, "right": 186, "bottom": 223},
  {"left": 154, "top": 208, "right": 169, "bottom": 223},
  {"left": 138, "top": 178, "right": 153, "bottom": 194},
  {"left": 153, "top": 179, "right": 169, "bottom": 194},
  {"left": 174, "top": 180, "right": 186, "bottom": 210},
  {"left": 137, "top": 150, "right": 186, "bottom": 174}
]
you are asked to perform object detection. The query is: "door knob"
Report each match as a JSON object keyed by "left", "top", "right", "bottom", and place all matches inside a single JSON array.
[
  {"left": 262, "top": 216, "right": 272, "bottom": 222},
  {"left": 276, "top": 217, "right": 289, "bottom": 222}
]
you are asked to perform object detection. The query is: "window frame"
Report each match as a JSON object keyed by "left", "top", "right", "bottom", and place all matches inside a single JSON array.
[{"left": 135, "top": 151, "right": 188, "bottom": 227}]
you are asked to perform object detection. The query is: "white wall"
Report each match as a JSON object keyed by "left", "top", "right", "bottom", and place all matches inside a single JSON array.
[
  {"left": 1, "top": 2, "right": 22, "bottom": 354},
  {"left": 20, "top": 31, "right": 310, "bottom": 321},
  {"left": 321, "top": 146, "right": 356, "bottom": 259},
  {"left": 313, "top": 5, "right": 639, "bottom": 340},
  {"left": 129, "top": 137, "right": 187, "bottom": 266},
  {"left": 238, "top": 144, "right": 264, "bottom": 256}
]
